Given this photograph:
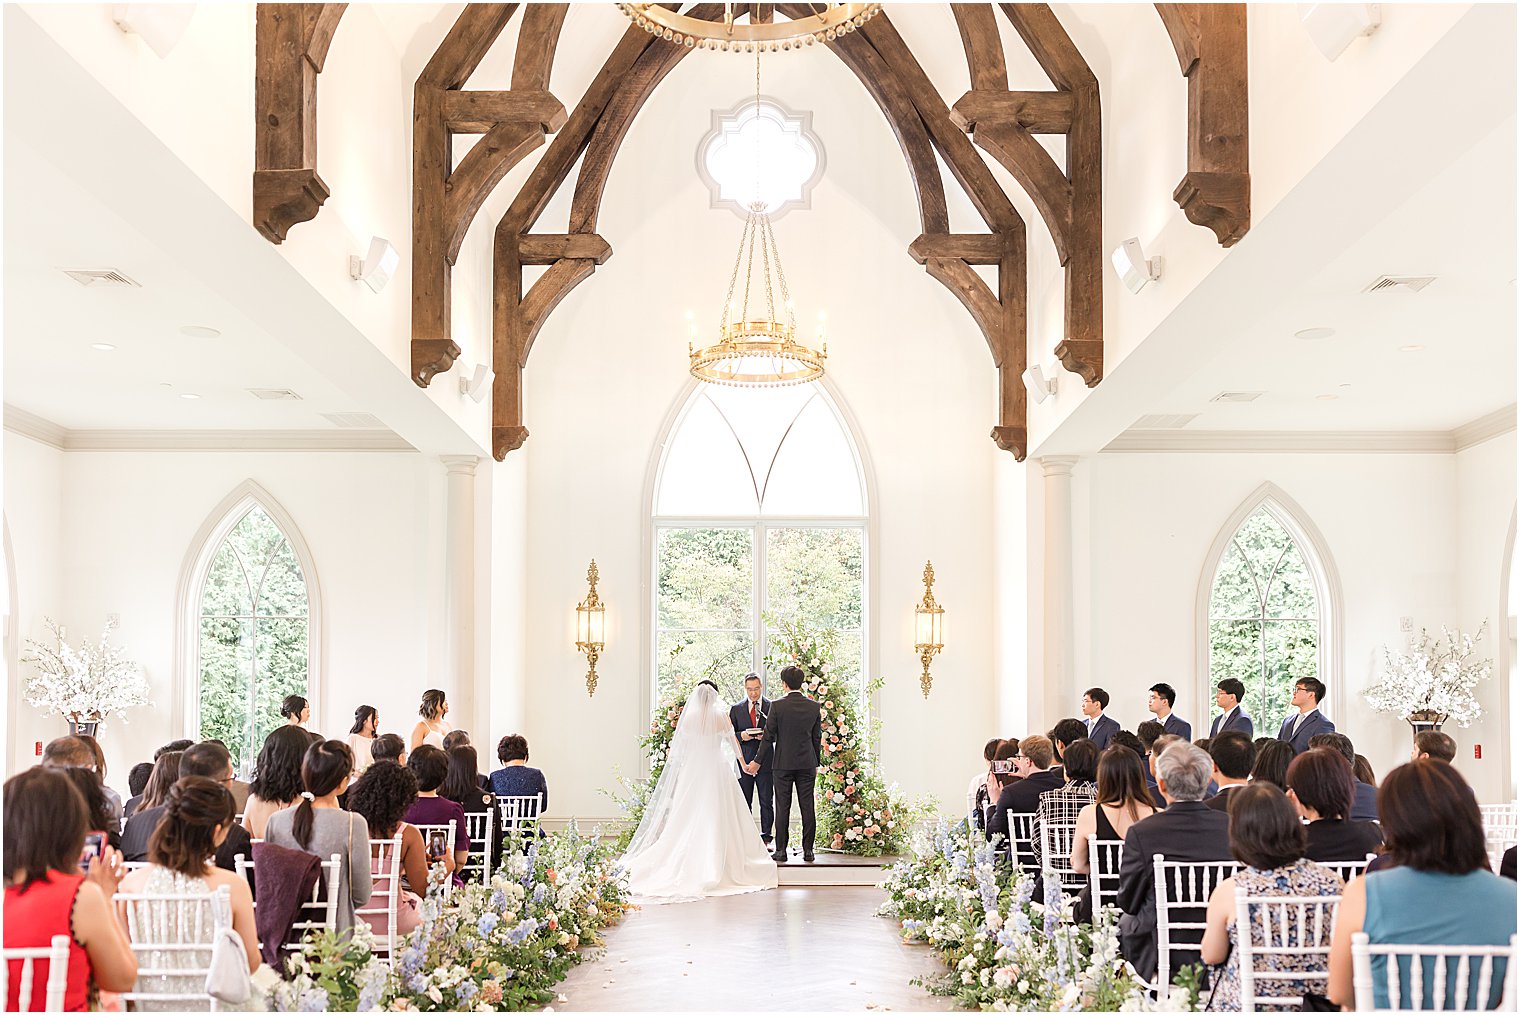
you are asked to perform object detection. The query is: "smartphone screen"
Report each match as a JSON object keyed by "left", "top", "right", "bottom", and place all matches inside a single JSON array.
[
  {"left": 427, "top": 831, "right": 447, "bottom": 859},
  {"left": 79, "top": 831, "right": 105, "bottom": 871}
]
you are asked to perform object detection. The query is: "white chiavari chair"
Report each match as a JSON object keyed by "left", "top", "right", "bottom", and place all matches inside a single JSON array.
[
  {"left": 496, "top": 795, "right": 543, "bottom": 851},
  {"left": 412, "top": 822, "right": 458, "bottom": 897},
  {"left": 1086, "top": 836, "right": 1125, "bottom": 913},
  {"left": 1005, "top": 811, "right": 1038, "bottom": 876},
  {"left": 1233, "top": 893, "right": 1341, "bottom": 1010},
  {"left": 1152, "top": 856, "right": 1240, "bottom": 995},
  {"left": 1038, "top": 820, "right": 1085, "bottom": 904},
  {"left": 234, "top": 852, "right": 340, "bottom": 953},
  {"left": 355, "top": 833, "right": 406, "bottom": 963},
  {"left": 117, "top": 884, "right": 232, "bottom": 1011},
  {"left": 1480, "top": 802, "right": 1518, "bottom": 872},
  {"left": 1321, "top": 856, "right": 1372, "bottom": 885},
  {"left": 463, "top": 808, "right": 494, "bottom": 882},
  {"left": 1351, "top": 932, "right": 1517, "bottom": 1011},
  {"left": 0, "top": 935, "right": 71, "bottom": 1013}
]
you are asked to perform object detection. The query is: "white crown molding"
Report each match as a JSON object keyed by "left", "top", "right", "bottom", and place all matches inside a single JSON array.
[
  {"left": 3, "top": 405, "right": 415, "bottom": 452},
  {"left": 1103, "top": 430, "right": 1457, "bottom": 453},
  {"left": 1453, "top": 404, "right": 1517, "bottom": 451}
]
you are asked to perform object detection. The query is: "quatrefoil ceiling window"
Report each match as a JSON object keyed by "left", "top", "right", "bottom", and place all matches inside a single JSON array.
[{"left": 698, "top": 96, "right": 824, "bottom": 220}]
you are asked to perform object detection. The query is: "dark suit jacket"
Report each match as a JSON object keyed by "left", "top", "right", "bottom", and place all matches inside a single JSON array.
[
  {"left": 1159, "top": 713, "right": 1193, "bottom": 742},
  {"left": 1088, "top": 714, "right": 1120, "bottom": 750},
  {"left": 1349, "top": 780, "right": 1378, "bottom": 822},
  {"left": 754, "top": 691, "right": 821, "bottom": 772},
  {"left": 122, "top": 804, "right": 252, "bottom": 872},
  {"left": 1303, "top": 818, "right": 1383, "bottom": 862},
  {"left": 985, "top": 769, "right": 1064, "bottom": 848},
  {"left": 729, "top": 698, "right": 772, "bottom": 770},
  {"left": 1277, "top": 709, "right": 1335, "bottom": 754},
  {"left": 1116, "top": 801, "right": 1233, "bottom": 982},
  {"left": 1203, "top": 783, "right": 1247, "bottom": 812},
  {"left": 1209, "top": 707, "right": 1254, "bottom": 739}
]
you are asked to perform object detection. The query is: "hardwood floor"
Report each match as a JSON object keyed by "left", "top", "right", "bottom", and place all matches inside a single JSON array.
[{"left": 555, "top": 887, "right": 957, "bottom": 1011}]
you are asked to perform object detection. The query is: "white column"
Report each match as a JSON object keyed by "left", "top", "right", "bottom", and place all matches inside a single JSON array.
[
  {"left": 442, "top": 455, "right": 479, "bottom": 732},
  {"left": 1041, "top": 456, "right": 1078, "bottom": 720}
]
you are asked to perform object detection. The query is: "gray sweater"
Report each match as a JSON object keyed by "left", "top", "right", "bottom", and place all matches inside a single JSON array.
[{"left": 263, "top": 806, "right": 372, "bottom": 931}]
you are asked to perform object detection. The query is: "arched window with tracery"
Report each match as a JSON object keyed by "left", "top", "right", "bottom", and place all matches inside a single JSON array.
[
  {"left": 653, "top": 383, "right": 867, "bottom": 711},
  {"left": 1203, "top": 489, "right": 1337, "bottom": 737},
  {"left": 183, "top": 485, "right": 318, "bottom": 776}
]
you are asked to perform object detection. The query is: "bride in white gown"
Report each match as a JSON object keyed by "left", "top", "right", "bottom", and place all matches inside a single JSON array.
[{"left": 621, "top": 681, "right": 779, "bottom": 903}]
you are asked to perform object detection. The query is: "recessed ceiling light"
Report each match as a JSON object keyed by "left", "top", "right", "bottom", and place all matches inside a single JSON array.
[
  {"left": 179, "top": 392, "right": 201, "bottom": 400},
  {"left": 90, "top": 342, "right": 116, "bottom": 351},
  {"left": 1316, "top": 394, "right": 1338, "bottom": 401},
  {"left": 1400, "top": 344, "right": 1425, "bottom": 353},
  {"left": 1294, "top": 327, "right": 1336, "bottom": 341},
  {"left": 179, "top": 325, "right": 221, "bottom": 339}
]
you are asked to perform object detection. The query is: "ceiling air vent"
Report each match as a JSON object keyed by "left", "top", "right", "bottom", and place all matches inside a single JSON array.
[
  {"left": 1132, "top": 413, "right": 1200, "bottom": 429},
  {"left": 1210, "top": 391, "right": 1264, "bottom": 403},
  {"left": 1362, "top": 274, "right": 1437, "bottom": 293},
  {"left": 321, "top": 411, "right": 385, "bottom": 429},
  {"left": 61, "top": 268, "right": 141, "bottom": 288},
  {"left": 248, "top": 388, "right": 302, "bottom": 401}
]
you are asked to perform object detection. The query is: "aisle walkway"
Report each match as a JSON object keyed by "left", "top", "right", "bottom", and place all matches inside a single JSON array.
[{"left": 555, "top": 887, "right": 957, "bottom": 1011}]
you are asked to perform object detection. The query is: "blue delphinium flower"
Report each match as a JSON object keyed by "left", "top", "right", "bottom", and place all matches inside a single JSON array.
[
  {"left": 297, "top": 986, "right": 329, "bottom": 1012},
  {"left": 397, "top": 943, "right": 425, "bottom": 978},
  {"left": 477, "top": 912, "right": 499, "bottom": 936},
  {"left": 532, "top": 882, "right": 547, "bottom": 904},
  {"left": 490, "top": 888, "right": 507, "bottom": 910},
  {"left": 456, "top": 981, "right": 478, "bottom": 1003},
  {"left": 406, "top": 973, "right": 429, "bottom": 995}
]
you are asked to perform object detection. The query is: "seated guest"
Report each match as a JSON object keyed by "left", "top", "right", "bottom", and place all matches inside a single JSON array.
[
  {"left": 986, "top": 734, "right": 1062, "bottom": 861},
  {"left": 122, "top": 752, "right": 182, "bottom": 858},
  {"left": 124, "top": 742, "right": 252, "bottom": 869},
  {"left": 1148, "top": 682, "right": 1192, "bottom": 741},
  {"left": 1411, "top": 729, "right": 1456, "bottom": 763},
  {"left": 1250, "top": 739, "right": 1294, "bottom": 791},
  {"left": 1204, "top": 732, "right": 1256, "bottom": 812},
  {"left": 490, "top": 734, "right": 550, "bottom": 817},
  {"left": 1353, "top": 754, "right": 1377, "bottom": 788},
  {"left": 4, "top": 768, "right": 137, "bottom": 1011},
  {"left": 442, "top": 730, "right": 492, "bottom": 790},
  {"left": 200, "top": 738, "right": 250, "bottom": 811},
  {"left": 1328, "top": 761, "right": 1517, "bottom": 1010},
  {"left": 75, "top": 735, "right": 123, "bottom": 824},
  {"left": 1308, "top": 732, "right": 1377, "bottom": 821},
  {"left": 118, "top": 777, "right": 260, "bottom": 988},
  {"left": 243, "top": 725, "right": 309, "bottom": 838},
  {"left": 1136, "top": 720, "right": 1164, "bottom": 773},
  {"left": 59, "top": 767, "right": 122, "bottom": 854},
  {"left": 41, "top": 735, "right": 97, "bottom": 770},
  {"left": 1502, "top": 846, "right": 1516, "bottom": 882},
  {"left": 1193, "top": 737, "right": 1213, "bottom": 754},
  {"left": 123, "top": 761, "right": 154, "bottom": 821},
  {"left": 1116, "top": 743, "right": 1232, "bottom": 983},
  {"left": 442, "top": 744, "right": 497, "bottom": 879},
  {"left": 1118, "top": 729, "right": 1165, "bottom": 810},
  {"left": 156, "top": 739, "right": 193, "bottom": 759},
  {"left": 1201, "top": 783, "right": 1344, "bottom": 1010},
  {"left": 1033, "top": 739, "right": 1099, "bottom": 867},
  {"left": 370, "top": 732, "right": 407, "bottom": 767},
  {"left": 1278, "top": 677, "right": 1334, "bottom": 754},
  {"left": 1050, "top": 718, "right": 1089, "bottom": 776},
  {"left": 1253, "top": 736, "right": 1275, "bottom": 754},
  {"left": 1110, "top": 729, "right": 1145, "bottom": 758},
  {"left": 1286, "top": 748, "right": 1383, "bottom": 862},
  {"left": 1071, "top": 745, "right": 1157, "bottom": 922},
  {"left": 264, "top": 740, "right": 371, "bottom": 932},
  {"left": 966, "top": 737, "right": 1005, "bottom": 828},
  {"left": 1080, "top": 688, "right": 1120, "bottom": 749},
  {"left": 347, "top": 762, "right": 429, "bottom": 935},
  {"left": 1209, "top": 678, "right": 1253, "bottom": 738},
  {"left": 405, "top": 746, "right": 470, "bottom": 871}
]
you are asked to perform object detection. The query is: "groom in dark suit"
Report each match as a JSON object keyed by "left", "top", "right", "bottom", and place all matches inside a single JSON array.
[
  {"left": 730, "top": 672, "right": 773, "bottom": 845},
  {"left": 747, "top": 664, "right": 821, "bottom": 862}
]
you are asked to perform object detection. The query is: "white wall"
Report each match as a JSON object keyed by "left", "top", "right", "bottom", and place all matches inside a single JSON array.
[
  {"left": 3, "top": 436, "right": 455, "bottom": 787},
  {"left": 1066, "top": 443, "right": 1514, "bottom": 803}
]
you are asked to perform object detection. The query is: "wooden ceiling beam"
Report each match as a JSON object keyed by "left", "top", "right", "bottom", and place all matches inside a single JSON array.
[
  {"left": 443, "top": 91, "right": 567, "bottom": 133},
  {"left": 908, "top": 233, "right": 1006, "bottom": 265},
  {"left": 950, "top": 90, "right": 1073, "bottom": 134},
  {"left": 1155, "top": 3, "right": 1250, "bottom": 246},
  {"left": 252, "top": 3, "right": 348, "bottom": 243},
  {"left": 518, "top": 234, "right": 612, "bottom": 265},
  {"left": 952, "top": 4, "right": 1008, "bottom": 91}
]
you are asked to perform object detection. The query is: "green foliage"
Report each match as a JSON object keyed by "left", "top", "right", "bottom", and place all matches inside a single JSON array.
[
  {"left": 1207, "top": 509, "right": 1318, "bottom": 736},
  {"left": 198, "top": 506, "right": 309, "bottom": 774}
]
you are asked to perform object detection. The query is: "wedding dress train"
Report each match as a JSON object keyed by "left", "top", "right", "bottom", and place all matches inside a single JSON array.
[{"left": 621, "top": 682, "right": 778, "bottom": 903}]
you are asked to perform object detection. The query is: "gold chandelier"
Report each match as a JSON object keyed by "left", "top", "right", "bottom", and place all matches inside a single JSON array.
[{"left": 617, "top": 3, "right": 882, "bottom": 53}]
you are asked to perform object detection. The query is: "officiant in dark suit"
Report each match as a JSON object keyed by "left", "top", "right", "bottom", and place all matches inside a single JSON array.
[
  {"left": 730, "top": 672, "right": 774, "bottom": 845},
  {"left": 748, "top": 664, "right": 822, "bottom": 862}
]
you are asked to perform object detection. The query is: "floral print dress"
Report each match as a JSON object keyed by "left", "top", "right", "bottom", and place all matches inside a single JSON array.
[{"left": 1208, "top": 858, "right": 1345, "bottom": 1011}]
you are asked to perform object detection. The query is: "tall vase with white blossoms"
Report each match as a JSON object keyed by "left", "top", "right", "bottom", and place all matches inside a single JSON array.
[
  {"left": 1363, "top": 621, "right": 1492, "bottom": 741},
  {"left": 22, "top": 616, "right": 149, "bottom": 737}
]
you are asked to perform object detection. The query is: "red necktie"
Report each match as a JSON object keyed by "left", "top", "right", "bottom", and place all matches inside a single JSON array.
[{"left": 751, "top": 704, "right": 757, "bottom": 727}]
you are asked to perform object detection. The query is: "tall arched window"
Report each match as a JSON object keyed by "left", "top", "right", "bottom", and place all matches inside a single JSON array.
[
  {"left": 1200, "top": 485, "right": 1339, "bottom": 737},
  {"left": 179, "top": 484, "right": 319, "bottom": 776},
  {"left": 653, "top": 383, "right": 867, "bottom": 710}
]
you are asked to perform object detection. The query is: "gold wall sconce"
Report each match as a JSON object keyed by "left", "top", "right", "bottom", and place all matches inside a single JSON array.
[
  {"left": 575, "top": 560, "right": 606, "bottom": 696},
  {"left": 913, "top": 560, "right": 944, "bottom": 698}
]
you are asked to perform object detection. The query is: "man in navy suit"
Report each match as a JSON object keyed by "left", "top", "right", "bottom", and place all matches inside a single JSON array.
[
  {"left": 1278, "top": 677, "right": 1334, "bottom": 754},
  {"left": 729, "top": 672, "right": 774, "bottom": 845},
  {"left": 1147, "top": 682, "right": 1192, "bottom": 742},
  {"left": 1309, "top": 731, "right": 1377, "bottom": 821},
  {"left": 1208, "top": 677, "right": 1254, "bottom": 738},
  {"left": 1081, "top": 687, "right": 1121, "bottom": 749}
]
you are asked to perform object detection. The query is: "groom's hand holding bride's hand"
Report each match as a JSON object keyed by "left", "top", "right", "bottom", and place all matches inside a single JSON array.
[{"left": 743, "top": 761, "right": 760, "bottom": 775}]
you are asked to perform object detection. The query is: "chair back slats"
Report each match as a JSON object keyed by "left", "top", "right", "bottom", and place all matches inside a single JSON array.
[
  {"left": 0, "top": 934, "right": 72, "bottom": 1013},
  {"left": 1004, "top": 811, "right": 1038, "bottom": 874},
  {"left": 1480, "top": 802, "right": 1518, "bottom": 871},
  {"left": 1233, "top": 894, "right": 1340, "bottom": 1009},
  {"left": 117, "top": 885, "right": 232, "bottom": 1011},
  {"left": 463, "top": 808, "right": 494, "bottom": 882},
  {"left": 1038, "top": 821, "right": 1084, "bottom": 902},
  {"left": 355, "top": 834, "right": 405, "bottom": 961},
  {"left": 496, "top": 795, "right": 543, "bottom": 845},
  {"left": 1152, "top": 856, "right": 1240, "bottom": 994},
  {"left": 1322, "top": 859, "right": 1369, "bottom": 885},
  {"left": 1086, "top": 836, "right": 1125, "bottom": 913},
  {"left": 234, "top": 852, "right": 341, "bottom": 951},
  {"left": 1351, "top": 932, "right": 1517, "bottom": 1011}
]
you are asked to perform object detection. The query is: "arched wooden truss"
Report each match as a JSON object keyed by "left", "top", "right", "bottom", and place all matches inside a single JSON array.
[{"left": 253, "top": 3, "right": 1251, "bottom": 461}]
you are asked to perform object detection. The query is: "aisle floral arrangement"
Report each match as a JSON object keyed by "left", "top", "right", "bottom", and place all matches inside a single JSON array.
[
  {"left": 1364, "top": 621, "right": 1493, "bottom": 727},
  {"left": 878, "top": 820, "right": 1200, "bottom": 1011},
  {"left": 269, "top": 821, "right": 632, "bottom": 1012}
]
